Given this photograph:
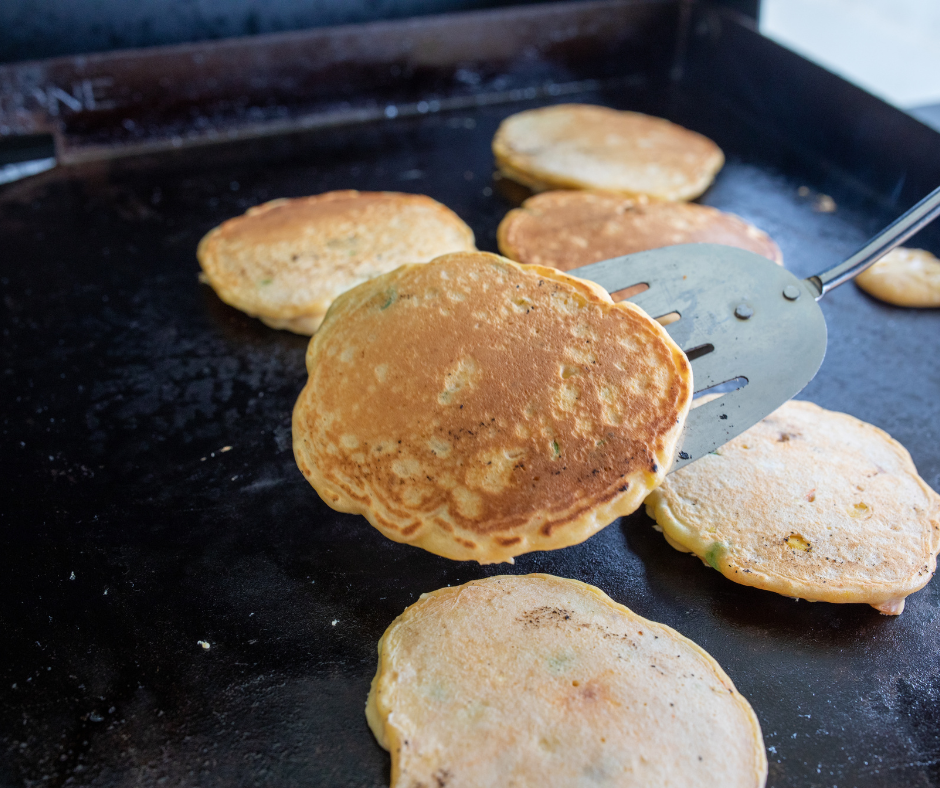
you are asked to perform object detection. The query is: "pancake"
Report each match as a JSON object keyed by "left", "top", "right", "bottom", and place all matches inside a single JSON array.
[
  {"left": 292, "top": 251, "right": 693, "bottom": 563},
  {"left": 645, "top": 399, "right": 940, "bottom": 615},
  {"left": 366, "top": 574, "right": 768, "bottom": 788},
  {"left": 492, "top": 104, "right": 725, "bottom": 201},
  {"left": 196, "top": 191, "right": 476, "bottom": 334},
  {"left": 498, "top": 190, "right": 783, "bottom": 272},
  {"left": 855, "top": 247, "right": 940, "bottom": 307}
]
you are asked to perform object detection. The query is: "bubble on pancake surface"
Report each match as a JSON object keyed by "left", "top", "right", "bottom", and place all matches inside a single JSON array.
[{"left": 439, "top": 357, "right": 480, "bottom": 405}]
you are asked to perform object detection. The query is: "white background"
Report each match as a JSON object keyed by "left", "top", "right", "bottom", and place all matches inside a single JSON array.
[{"left": 760, "top": 0, "right": 940, "bottom": 111}]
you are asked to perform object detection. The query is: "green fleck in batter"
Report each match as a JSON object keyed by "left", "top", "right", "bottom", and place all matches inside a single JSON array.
[
  {"left": 426, "top": 682, "right": 449, "bottom": 702},
  {"left": 704, "top": 542, "right": 725, "bottom": 570},
  {"left": 381, "top": 288, "right": 398, "bottom": 310},
  {"left": 546, "top": 652, "right": 574, "bottom": 674}
]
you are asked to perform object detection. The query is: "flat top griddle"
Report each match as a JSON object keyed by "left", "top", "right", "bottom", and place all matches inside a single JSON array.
[{"left": 1, "top": 3, "right": 940, "bottom": 786}]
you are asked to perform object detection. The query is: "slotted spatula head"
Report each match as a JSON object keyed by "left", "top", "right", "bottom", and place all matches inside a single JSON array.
[
  {"left": 570, "top": 244, "right": 828, "bottom": 472},
  {"left": 565, "top": 184, "right": 940, "bottom": 471}
]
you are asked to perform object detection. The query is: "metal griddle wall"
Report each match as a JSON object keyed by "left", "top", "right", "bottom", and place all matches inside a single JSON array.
[{"left": 1, "top": 3, "right": 939, "bottom": 786}]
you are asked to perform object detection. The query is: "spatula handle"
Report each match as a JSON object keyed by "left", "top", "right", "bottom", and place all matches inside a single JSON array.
[{"left": 809, "top": 183, "right": 940, "bottom": 298}]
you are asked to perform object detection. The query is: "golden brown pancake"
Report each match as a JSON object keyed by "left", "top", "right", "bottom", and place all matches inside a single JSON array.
[
  {"left": 367, "top": 574, "right": 768, "bottom": 788},
  {"left": 196, "top": 191, "right": 476, "bottom": 334},
  {"left": 646, "top": 399, "right": 940, "bottom": 615},
  {"left": 855, "top": 247, "right": 940, "bottom": 307},
  {"left": 498, "top": 191, "right": 783, "bottom": 271},
  {"left": 293, "top": 251, "right": 692, "bottom": 563},
  {"left": 492, "top": 104, "right": 725, "bottom": 201}
]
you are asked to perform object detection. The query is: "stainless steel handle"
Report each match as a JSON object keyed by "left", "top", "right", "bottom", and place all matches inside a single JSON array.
[{"left": 807, "top": 183, "right": 940, "bottom": 299}]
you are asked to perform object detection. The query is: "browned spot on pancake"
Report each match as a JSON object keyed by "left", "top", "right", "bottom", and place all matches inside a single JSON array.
[
  {"left": 570, "top": 681, "right": 613, "bottom": 705},
  {"left": 496, "top": 536, "right": 522, "bottom": 547},
  {"left": 518, "top": 606, "right": 574, "bottom": 627}
]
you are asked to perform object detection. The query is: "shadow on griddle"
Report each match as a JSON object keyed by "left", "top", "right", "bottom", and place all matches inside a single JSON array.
[
  {"left": 493, "top": 172, "right": 534, "bottom": 206},
  {"left": 199, "top": 283, "right": 310, "bottom": 353},
  {"left": 621, "top": 510, "right": 891, "bottom": 646}
]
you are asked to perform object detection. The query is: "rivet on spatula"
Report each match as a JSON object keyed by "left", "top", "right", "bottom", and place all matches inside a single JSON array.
[
  {"left": 783, "top": 285, "right": 801, "bottom": 301},
  {"left": 734, "top": 304, "right": 753, "bottom": 320}
]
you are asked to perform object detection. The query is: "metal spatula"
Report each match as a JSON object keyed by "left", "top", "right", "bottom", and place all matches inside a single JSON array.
[{"left": 569, "top": 185, "right": 940, "bottom": 472}]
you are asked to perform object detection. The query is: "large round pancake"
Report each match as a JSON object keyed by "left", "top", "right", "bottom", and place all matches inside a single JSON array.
[
  {"left": 492, "top": 104, "right": 725, "bottom": 201},
  {"left": 196, "top": 191, "right": 476, "bottom": 334},
  {"left": 855, "top": 247, "right": 940, "bottom": 307},
  {"left": 498, "top": 190, "right": 783, "bottom": 271},
  {"left": 366, "top": 574, "right": 767, "bottom": 788},
  {"left": 292, "top": 251, "right": 692, "bottom": 563},
  {"left": 645, "top": 399, "right": 940, "bottom": 615}
]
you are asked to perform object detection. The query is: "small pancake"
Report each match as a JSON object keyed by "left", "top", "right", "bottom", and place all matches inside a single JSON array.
[
  {"left": 366, "top": 574, "right": 768, "bottom": 788},
  {"left": 645, "top": 399, "right": 940, "bottom": 615},
  {"left": 293, "top": 251, "right": 692, "bottom": 563},
  {"left": 196, "top": 191, "right": 476, "bottom": 334},
  {"left": 492, "top": 104, "right": 724, "bottom": 201},
  {"left": 855, "top": 247, "right": 940, "bottom": 307},
  {"left": 498, "top": 191, "right": 783, "bottom": 271}
]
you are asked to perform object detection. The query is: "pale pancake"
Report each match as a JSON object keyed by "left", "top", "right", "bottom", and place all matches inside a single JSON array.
[
  {"left": 492, "top": 104, "right": 725, "bottom": 201},
  {"left": 498, "top": 190, "right": 783, "bottom": 271},
  {"left": 196, "top": 191, "right": 476, "bottom": 334},
  {"left": 293, "top": 251, "right": 692, "bottom": 563},
  {"left": 855, "top": 247, "right": 940, "bottom": 307},
  {"left": 366, "top": 574, "right": 767, "bottom": 788},
  {"left": 645, "top": 399, "right": 940, "bottom": 615}
]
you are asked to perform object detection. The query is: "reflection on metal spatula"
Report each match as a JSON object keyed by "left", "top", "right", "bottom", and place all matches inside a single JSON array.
[{"left": 570, "top": 184, "right": 940, "bottom": 472}]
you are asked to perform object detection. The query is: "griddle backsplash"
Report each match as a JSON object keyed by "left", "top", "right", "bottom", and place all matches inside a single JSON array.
[{"left": 3, "top": 35, "right": 940, "bottom": 788}]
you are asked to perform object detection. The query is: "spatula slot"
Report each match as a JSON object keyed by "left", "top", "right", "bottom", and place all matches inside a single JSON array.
[
  {"left": 609, "top": 283, "right": 648, "bottom": 302},
  {"left": 684, "top": 343, "right": 714, "bottom": 362},
  {"left": 571, "top": 244, "right": 829, "bottom": 468},
  {"left": 693, "top": 375, "right": 748, "bottom": 399},
  {"left": 655, "top": 311, "right": 681, "bottom": 326}
]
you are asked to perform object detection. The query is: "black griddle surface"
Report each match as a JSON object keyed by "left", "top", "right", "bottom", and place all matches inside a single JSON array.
[{"left": 2, "top": 84, "right": 940, "bottom": 788}]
